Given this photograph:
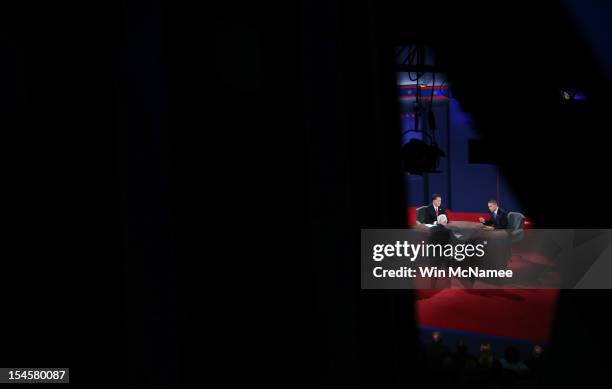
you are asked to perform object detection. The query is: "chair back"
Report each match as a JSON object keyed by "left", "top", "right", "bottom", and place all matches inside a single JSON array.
[
  {"left": 416, "top": 206, "right": 428, "bottom": 224},
  {"left": 507, "top": 212, "right": 525, "bottom": 243}
]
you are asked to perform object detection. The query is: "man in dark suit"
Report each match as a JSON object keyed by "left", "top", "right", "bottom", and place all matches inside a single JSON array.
[
  {"left": 429, "top": 214, "right": 452, "bottom": 244},
  {"left": 428, "top": 214, "right": 452, "bottom": 288},
  {"left": 423, "top": 194, "right": 448, "bottom": 224},
  {"left": 479, "top": 199, "right": 508, "bottom": 229}
]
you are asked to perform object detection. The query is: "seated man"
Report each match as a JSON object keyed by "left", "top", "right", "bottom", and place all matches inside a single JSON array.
[
  {"left": 422, "top": 194, "right": 448, "bottom": 224},
  {"left": 478, "top": 199, "right": 508, "bottom": 229},
  {"left": 429, "top": 214, "right": 451, "bottom": 243},
  {"left": 428, "top": 214, "right": 452, "bottom": 288}
]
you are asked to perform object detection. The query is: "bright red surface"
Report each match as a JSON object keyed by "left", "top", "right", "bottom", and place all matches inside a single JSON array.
[{"left": 415, "top": 288, "right": 559, "bottom": 342}]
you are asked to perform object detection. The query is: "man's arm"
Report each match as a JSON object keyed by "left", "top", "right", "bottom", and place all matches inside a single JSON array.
[
  {"left": 495, "top": 212, "right": 509, "bottom": 229},
  {"left": 480, "top": 216, "right": 493, "bottom": 226},
  {"left": 422, "top": 206, "right": 432, "bottom": 224}
]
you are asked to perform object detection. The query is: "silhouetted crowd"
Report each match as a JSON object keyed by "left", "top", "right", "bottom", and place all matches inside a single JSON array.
[{"left": 421, "top": 332, "right": 546, "bottom": 389}]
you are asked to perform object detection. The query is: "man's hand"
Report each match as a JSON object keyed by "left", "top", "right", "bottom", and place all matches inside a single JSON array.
[
  {"left": 482, "top": 225, "right": 494, "bottom": 231},
  {"left": 478, "top": 217, "right": 485, "bottom": 223}
]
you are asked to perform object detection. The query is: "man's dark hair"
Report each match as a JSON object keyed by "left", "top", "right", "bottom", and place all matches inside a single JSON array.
[
  {"left": 432, "top": 194, "right": 442, "bottom": 201},
  {"left": 505, "top": 347, "right": 521, "bottom": 364},
  {"left": 456, "top": 340, "right": 468, "bottom": 355},
  {"left": 488, "top": 199, "right": 498, "bottom": 205}
]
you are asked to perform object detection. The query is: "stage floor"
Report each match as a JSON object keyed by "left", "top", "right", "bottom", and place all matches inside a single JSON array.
[{"left": 416, "top": 288, "right": 559, "bottom": 342}]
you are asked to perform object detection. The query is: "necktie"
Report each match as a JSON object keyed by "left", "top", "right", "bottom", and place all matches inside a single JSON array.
[
  {"left": 492, "top": 212, "right": 497, "bottom": 221},
  {"left": 435, "top": 207, "right": 439, "bottom": 217}
]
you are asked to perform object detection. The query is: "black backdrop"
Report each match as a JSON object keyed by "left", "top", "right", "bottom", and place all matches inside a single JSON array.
[{"left": 2, "top": 1, "right": 611, "bottom": 387}]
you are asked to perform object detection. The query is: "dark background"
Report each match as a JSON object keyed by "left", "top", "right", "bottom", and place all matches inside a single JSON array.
[{"left": 2, "top": 1, "right": 611, "bottom": 387}]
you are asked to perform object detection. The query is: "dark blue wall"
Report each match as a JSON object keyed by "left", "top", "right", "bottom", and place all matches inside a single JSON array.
[{"left": 402, "top": 92, "right": 523, "bottom": 214}]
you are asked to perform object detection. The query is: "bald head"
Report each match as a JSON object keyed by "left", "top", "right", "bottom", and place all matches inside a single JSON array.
[{"left": 437, "top": 214, "right": 448, "bottom": 225}]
